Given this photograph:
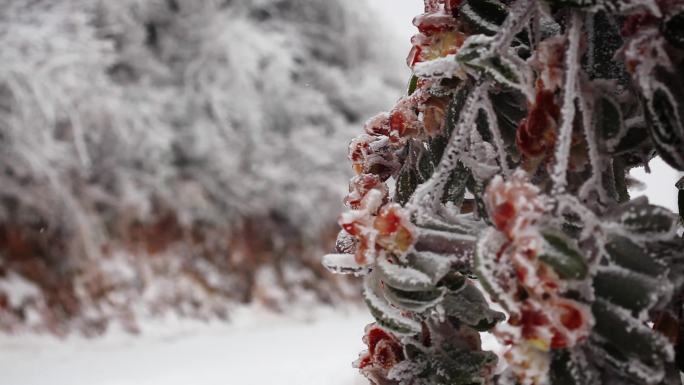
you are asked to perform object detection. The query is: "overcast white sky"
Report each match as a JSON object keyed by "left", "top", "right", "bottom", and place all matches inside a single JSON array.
[{"left": 366, "top": 0, "right": 422, "bottom": 44}]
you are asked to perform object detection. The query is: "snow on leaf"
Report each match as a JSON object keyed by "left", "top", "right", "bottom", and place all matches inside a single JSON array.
[
  {"left": 413, "top": 54, "right": 463, "bottom": 79},
  {"left": 383, "top": 284, "right": 446, "bottom": 313},
  {"left": 605, "top": 196, "right": 678, "bottom": 240},
  {"left": 376, "top": 255, "right": 435, "bottom": 291},
  {"left": 322, "top": 253, "right": 370, "bottom": 276},
  {"left": 364, "top": 274, "right": 422, "bottom": 336},
  {"left": 539, "top": 231, "right": 588, "bottom": 280}
]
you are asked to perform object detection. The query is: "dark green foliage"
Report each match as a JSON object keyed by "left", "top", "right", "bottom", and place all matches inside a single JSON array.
[{"left": 663, "top": 11, "right": 684, "bottom": 49}]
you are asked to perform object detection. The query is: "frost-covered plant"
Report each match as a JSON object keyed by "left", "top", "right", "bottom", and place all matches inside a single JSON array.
[{"left": 324, "top": 0, "right": 684, "bottom": 383}]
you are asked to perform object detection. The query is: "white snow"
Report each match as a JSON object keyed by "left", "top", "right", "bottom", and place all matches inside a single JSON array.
[
  {"left": 0, "top": 273, "right": 41, "bottom": 308},
  {"left": 0, "top": 306, "right": 372, "bottom": 385}
]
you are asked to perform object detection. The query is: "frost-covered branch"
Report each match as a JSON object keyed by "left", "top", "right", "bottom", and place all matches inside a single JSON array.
[
  {"left": 551, "top": 10, "right": 583, "bottom": 195},
  {"left": 328, "top": 1, "right": 684, "bottom": 384}
]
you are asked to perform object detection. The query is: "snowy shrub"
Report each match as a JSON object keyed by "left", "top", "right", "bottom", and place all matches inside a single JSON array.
[
  {"left": 324, "top": 0, "right": 684, "bottom": 384},
  {"left": 0, "top": 0, "right": 403, "bottom": 334}
]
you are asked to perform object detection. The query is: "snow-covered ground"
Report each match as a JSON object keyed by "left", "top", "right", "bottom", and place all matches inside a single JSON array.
[{"left": 0, "top": 306, "right": 372, "bottom": 385}]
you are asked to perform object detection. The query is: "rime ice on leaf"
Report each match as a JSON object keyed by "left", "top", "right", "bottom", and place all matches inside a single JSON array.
[{"left": 324, "top": 0, "right": 684, "bottom": 384}]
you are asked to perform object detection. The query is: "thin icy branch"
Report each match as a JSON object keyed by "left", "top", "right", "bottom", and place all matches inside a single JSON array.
[
  {"left": 408, "top": 82, "right": 488, "bottom": 213},
  {"left": 577, "top": 89, "right": 609, "bottom": 204},
  {"left": 480, "top": 95, "right": 512, "bottom": 177},
  {"left": 551, "top": 11, "right": 583, "bottom": 195}
]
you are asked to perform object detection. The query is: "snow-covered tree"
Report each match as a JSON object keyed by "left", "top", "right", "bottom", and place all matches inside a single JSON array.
[
  {"left": 324, "top": 0, "right": 684, "bottom": 383},
  {"left": 0, "top": 0, "right": 403, "bottom": 334}
]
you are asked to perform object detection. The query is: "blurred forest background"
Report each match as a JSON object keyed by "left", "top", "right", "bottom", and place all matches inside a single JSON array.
[{"left": 0, "top": 0, "right": 410, "bottom": 336}]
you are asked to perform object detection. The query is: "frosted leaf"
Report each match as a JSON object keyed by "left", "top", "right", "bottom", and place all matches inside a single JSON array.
[
  {"left": 364, "top": 273, "right": 422, "bottom": 335},
  {"left": 458, "top": 0, "right": 506, "bottom": 35},
  {"left": 591, "top": 298, "right": 673, "bottom": 384},
  {"left": 491, "top": 0, "right": 536, "bottom": 50},
  {"left": 388, "top": 358, "right": 429, "bottom": 384},
  {"left": 334, "top": 229, "right": 357, "bottom": 254},
  {"left": 644, "top": 82, "right": 684, "bottom": 171},
  {"left": 604, "top": 196, "right": 678, "bottom": 240},
  {"left": 414, "top": 211, "right": 484, "bottom": 236},
  {"left": 383, "top": 284, "right": 446, "bottom": 313},
  {"left": 594, "top": 265, "right": 670, "bottom": 317},
  {"left": 556, "top": 194, "right": 604, "bottom": 241},
  {"left": 414, "top": 227, "right": 478, "bottom": 257},
  {"left": 539, "top": 231, "right": 588, "bottom": 280},
  {"left": 465, "top": 53, "right": 533, "bottom": 101},
  {"left": 413, "top": 54, "right": 463, "bottom": 79},
  {"left": 604, "top": 235, "right": 668, "bottom": 277},
  {"left": 322, "top": 253, "right": 370, "bottom": 276},
  {"left": 409, "top": 82, "right": 488, "bottom": 211},
  {"left": 474, "top": 228, "right": 520, "bottom": 313},
  {"left": 462, "top": 127, "right": 501, "bottom": 181},
  {"left": 441, "top": 283, "right": 505, "bottom": 329},
  {"left": 480, "top": 96, "right": 511, "bottom": 176},
  {"left": 407, "top": 251, "right": 456, "bottom": 282},
  {"left": 623, "top": 32, "right": 671, "bottom": 99},
  {"left": 376, "top": 255, "right": 435, "bottom": 291}
]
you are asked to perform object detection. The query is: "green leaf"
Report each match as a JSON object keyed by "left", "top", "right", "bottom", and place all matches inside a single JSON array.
[
  {"left": 474, "top": 229, "right": 507, "bottom": 302},
  {"left": 592, "top": 299, "right": 672, "bottom": 381},
  {"left": 602, "top": 157, "right": 631, "bottom": 203},
  {"left": 481, "top": 55, "right": 520, "bottom": 86},
  {"left": 539, "top": 232, "right": 588, "bottom": 280},
  {"left": 550, "top": 350, "right": 579, "bottom": 385},
  {"left": 612, "top": 122, "right": 651, "bottom": 155},
  {"left": 429, "top": 136, "right": 448, "bottom": 166},
  {"left": 646, "top": 84, "right": 684, "bottom": 170},
  {"left": 396, "top": 166, "right": 418, "bottom": 206},
  {"left": 407, "top": 252, "right": 453, "bottom": 284},
  {"left": 584, "top": 11, "right": 626, "bottom": 81},
  {"left": 466, "top": 174, "right": 490, "bottom": 223},
  {"left": 407, "top": 75, "right": 419, "bottom": 95},
  {"left": 606, "top": 197, "right": 677, "bottom": 238},
  {"left": 605, "top": 235, "right": 667, "bottom": 277},
  {"left": 413, "top": 227, "right": 479, "bottom": 259},
  {"left": 431, "top": 344, "right": 498, "bottom": 385},
  {"left": 439, "top": 272, "right": 467, "bottom": 292},
  {"left": 489, "top": 89, "right": 527, "bottom": 144},
  {"left": 443, "top": 83, "right": 471, "bottom": 139},
  {"left": 458, "top": 0, "right": 507, "bottom": 36},
  {"left": 364, "top": 275, "right": 421, "bottom": 335},
  {"left": 457, "top": 42, "right": 526, "bottom": 92},
  {"left": 663, "top": 10, "right": 684, "bottom": 49},
  {"left": 612, "top": 157, "right": 630, "bottom": 203},
  {"left": 383, "top": 284, "right": 445, "bottom": 312},
  {"left": 417, "top": 147, "right": 434, "bottom": 183},
  {"left": 593, "top": 269, "right": 662, "bottom": 313},
  {"left": 376, "top": 256, "right": 435, "bottom": 291},
  {"left": 550, "top": 350, "right": 600, "bottom": 385},
  {"left": 442, "top": 283, "right": 505, "bottom": 329},
  {"left": 441, "top": 163, "right": 469, "bottom": 206},
  {"left": 597, "top": 96, "right": 622, "bottom": 142}
]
